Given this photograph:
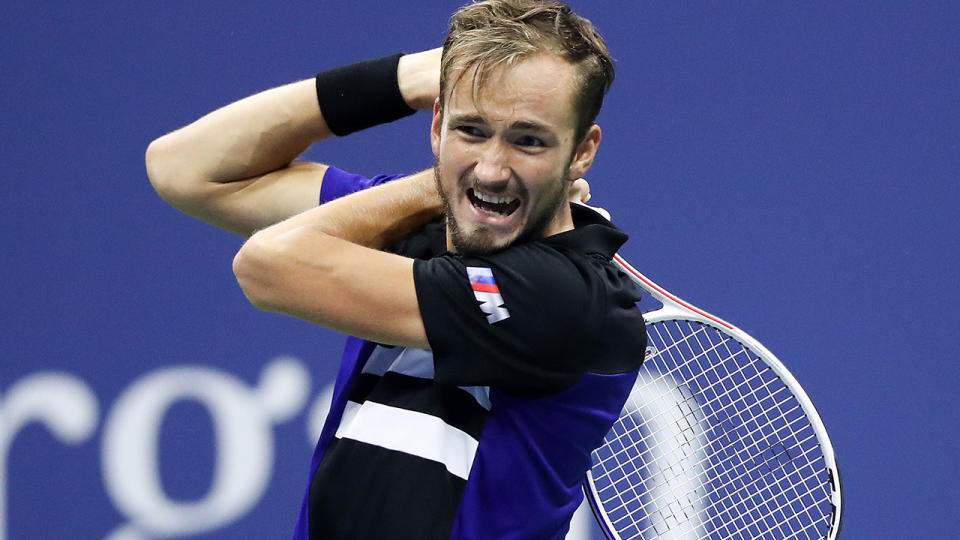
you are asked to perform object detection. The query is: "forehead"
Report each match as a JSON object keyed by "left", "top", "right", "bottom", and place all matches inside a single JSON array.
[{"left": 446, "top": 53, "right": 579, "bottom": 132}]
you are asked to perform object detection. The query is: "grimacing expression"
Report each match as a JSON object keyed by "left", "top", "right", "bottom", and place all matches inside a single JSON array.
[{"left": 431, "top": 53, "right": 601, "bottom": 255}]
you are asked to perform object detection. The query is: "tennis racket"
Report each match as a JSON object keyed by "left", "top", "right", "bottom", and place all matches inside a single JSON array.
[{"left": 584, "top": 254, "right": 843, "bottom": 540}]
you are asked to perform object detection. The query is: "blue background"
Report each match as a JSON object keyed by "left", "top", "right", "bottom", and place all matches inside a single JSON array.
[{"left": 2, "top": 1, "right": 958, "bottom": 538}]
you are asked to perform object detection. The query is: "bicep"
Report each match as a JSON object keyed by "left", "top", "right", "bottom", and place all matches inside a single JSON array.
[
  {"left": 234, "top": 226, "right": 428, "bottom": 348},
  {"left": 176, "top": 162, "right": 329, "bottom": 237}
]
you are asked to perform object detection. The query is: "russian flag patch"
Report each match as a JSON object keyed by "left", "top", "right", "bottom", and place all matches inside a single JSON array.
[{"left": 466, "top": 267, "right": 510, "bottom": 324}]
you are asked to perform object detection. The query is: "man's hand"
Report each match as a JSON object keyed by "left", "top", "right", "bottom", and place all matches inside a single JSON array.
[
  {"left": 569, "top": 178, "right": 611, "bottom": 220},
  {"left": 398, "top": 48, "right": 442, "bottom": 110}
]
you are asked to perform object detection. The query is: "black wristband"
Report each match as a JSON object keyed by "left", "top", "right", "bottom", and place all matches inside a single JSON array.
[{"left": 315, "top": 53, "right": 417, "bottom": 136}]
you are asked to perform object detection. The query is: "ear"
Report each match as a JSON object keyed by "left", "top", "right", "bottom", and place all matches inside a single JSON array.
[
  {"left": 566, "top": 124, "right": 602, "bottom": 181},
  {"left": 430, "top": 98, "right": 443, "bottom": 156}
]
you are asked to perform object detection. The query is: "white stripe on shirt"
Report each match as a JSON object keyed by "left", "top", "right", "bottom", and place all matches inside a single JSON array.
[{"left": 336, "top": 400, "right": 479, "bottom": 480}]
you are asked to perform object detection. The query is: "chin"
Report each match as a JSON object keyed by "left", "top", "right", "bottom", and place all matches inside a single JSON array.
[
  {"left": 452, "top": 232, "right": 513, "bottom": 256},
  {"left": 449, "top": 221, "right": 518, "bottom": 256}
]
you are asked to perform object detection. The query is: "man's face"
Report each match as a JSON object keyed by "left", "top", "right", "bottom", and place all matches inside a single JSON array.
[{"left": 431, "top": 53, "right": 600, "bottom": 255}]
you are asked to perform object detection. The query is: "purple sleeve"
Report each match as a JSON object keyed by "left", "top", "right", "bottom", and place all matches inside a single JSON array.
[{"left": 318, "top": 165, "right": 406, "bottom": 205}]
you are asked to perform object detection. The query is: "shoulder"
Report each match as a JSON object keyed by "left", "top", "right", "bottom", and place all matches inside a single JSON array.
[
  {"left": 416, "top": 239, "right": 594, "bottom": 318},
  {"left": 418, "top": 236, "right": 645, "bottom": 366}
]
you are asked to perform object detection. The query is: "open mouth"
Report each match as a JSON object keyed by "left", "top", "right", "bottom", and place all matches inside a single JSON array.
[{"left": 467, "top": 188, "right": 520, "bottom": 217}]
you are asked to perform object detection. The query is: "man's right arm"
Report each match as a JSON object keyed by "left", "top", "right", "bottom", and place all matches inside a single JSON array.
[{"left": 145, "top": 48, "right": 441, "bottom": 238}]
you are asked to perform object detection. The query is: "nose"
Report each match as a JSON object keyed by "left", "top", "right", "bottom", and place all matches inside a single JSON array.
[{"left": 474, "top": 142, "right": 511, "bottom": 186}]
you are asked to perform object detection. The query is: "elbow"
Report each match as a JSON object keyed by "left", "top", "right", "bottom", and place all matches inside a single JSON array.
[
  {"left": 145, "top": 136, "right": 174, "bottom": 200},
  {"left": 145, "top": 134, "right": 202, "bottom": 210},
  {"left": 232, "top": 235, "right": 279, "bottom": 312}
]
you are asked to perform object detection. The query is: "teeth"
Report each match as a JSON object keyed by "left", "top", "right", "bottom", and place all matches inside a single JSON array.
[{"left": 473, "top": 190, "right": 515, "bottom": 205}]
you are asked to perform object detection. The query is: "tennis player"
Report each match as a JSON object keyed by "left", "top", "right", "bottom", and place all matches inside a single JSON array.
[{"left": 147, "top": 1, "right": 646, "bottom": 538}]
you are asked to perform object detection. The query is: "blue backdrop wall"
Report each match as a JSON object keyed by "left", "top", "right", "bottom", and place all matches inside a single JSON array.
[{"left": 2, "top": 1, "right": 958, "bottom": 538}]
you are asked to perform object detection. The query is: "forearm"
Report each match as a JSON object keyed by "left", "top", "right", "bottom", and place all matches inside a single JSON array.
[
  {"left": 148, "top": 47, "right": 441, "bottom": 185},
  {"left": 233, "top": 170, "right": 440, "bottom": 347},
  {"left": 146, "top": 48, "right": 442, "bottom": 236}
]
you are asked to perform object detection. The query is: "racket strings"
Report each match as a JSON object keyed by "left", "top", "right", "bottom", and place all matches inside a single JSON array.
[
  {"left": 602, "top": 345, "right": 786, "bottom": 477},
  {"left": 589, "top": 319, "right": 833, "bottom": 539},
  {"left": 599, "top": 371, "right": 821, "bottom": 537},
  {"left": 613, "top": 387, "right": 827, "bottom": 535},
  {"left": 601, "top": 395, "right": 808, "bottom": 524},
  {"left": 596, "top": 324, "right": 799, "bottom": 497},
  {"left": 600, "top": 412, "right": 827, "bottom": 539},
  {"left": 695, "top": 437, "right": 826, "bottom": 539},
  {"left": 596, "top": 365, "right": 793, "bottom": 514},
  {"left": 726, "top": 460, "right": 829, "bottom": 540},
  {"left": 673, "top": 325, "right": 832, "bottom": 539}
]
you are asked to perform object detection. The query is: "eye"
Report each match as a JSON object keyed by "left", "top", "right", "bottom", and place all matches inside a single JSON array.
[
  {"left": 455, "top": 125, "right": 486, "bottom": 138},
  {"left": 514, "top": 135, "right": 545, "bottom": 148}
]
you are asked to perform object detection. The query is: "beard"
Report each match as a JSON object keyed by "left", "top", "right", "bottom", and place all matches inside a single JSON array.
[{"left": 433, "top": 154, "right": 570, "bottom": 256}]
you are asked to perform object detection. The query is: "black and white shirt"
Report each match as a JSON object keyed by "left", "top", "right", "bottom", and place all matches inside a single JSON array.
[{"left": 293, "top": 168, "right": 647, "bottom": 540}]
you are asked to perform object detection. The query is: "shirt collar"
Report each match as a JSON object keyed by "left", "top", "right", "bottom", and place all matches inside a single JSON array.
[
  {"left": 431, "top": 203, "right": 629, "bottom": 259},
  {"left": 540, "top": 203, "right": 629, "bottom": 259}
]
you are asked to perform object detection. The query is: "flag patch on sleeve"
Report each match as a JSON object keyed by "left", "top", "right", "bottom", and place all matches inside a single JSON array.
[{"left": 466, "top": 266, "right": 510, "bottom": 324}]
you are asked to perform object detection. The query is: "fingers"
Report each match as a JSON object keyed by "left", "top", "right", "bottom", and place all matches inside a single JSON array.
[
  {"left": 398, "top": 48, "right": 442, "bottom": 110},
  {"left": 569, "top": 178, "right": 611, "bottom": 221},
  {"left": 569, "top": 178, "right": 591, "bottom": 203}
]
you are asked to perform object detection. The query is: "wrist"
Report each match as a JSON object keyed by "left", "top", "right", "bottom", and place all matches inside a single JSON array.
[
  {"left": 315, "top": 53, "right": 416, "bottom": 136},
  {"left": 397, "top": 48, "right": 442, "bottom": 110},
  {"left": 413, "top": 169, "right": 444, "bottom": 218}
]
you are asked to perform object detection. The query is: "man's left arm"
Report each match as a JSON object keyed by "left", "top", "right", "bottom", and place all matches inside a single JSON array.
[{"left": 232, "top": 169, "right": 441, "bottom": 349}]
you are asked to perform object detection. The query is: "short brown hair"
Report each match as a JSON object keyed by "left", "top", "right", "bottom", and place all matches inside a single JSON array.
[{"left": 439, "top": 0, "right": 615, "bottom": 142}]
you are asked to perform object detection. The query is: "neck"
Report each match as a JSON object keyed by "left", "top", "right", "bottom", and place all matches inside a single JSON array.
[{"left": 541, "top": 202, "right": 575, "bottom": 238}]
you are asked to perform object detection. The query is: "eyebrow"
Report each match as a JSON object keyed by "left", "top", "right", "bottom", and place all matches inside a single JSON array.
[
  {"left": 449, "top": 114, "right": 554, "bottom": 134},
  {"left": 511, "top": 121, "right": 552, "bottom": 133}
]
